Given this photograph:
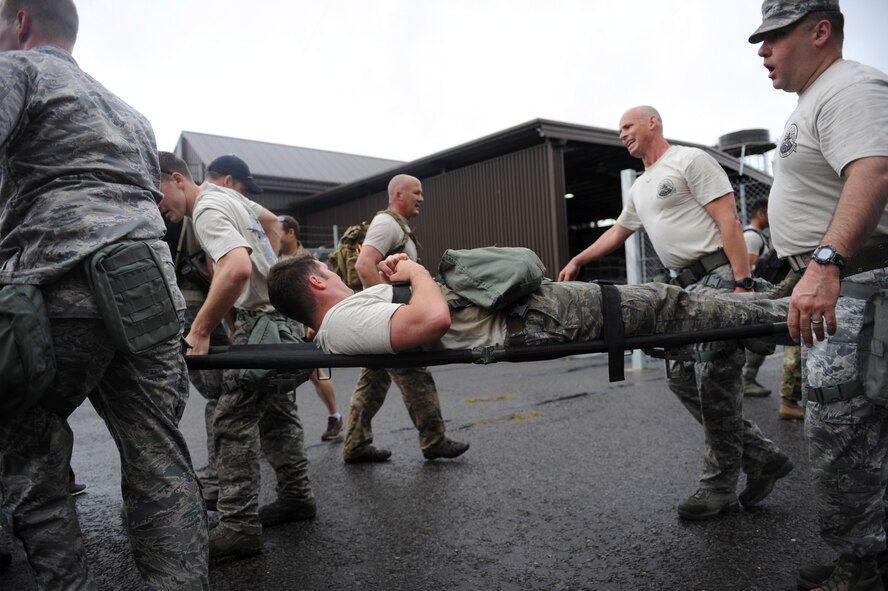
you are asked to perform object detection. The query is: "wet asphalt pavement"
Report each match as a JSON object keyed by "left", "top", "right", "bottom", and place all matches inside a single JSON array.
[{"left": 1, "top": 350, "right": 828, "bottom": 591}]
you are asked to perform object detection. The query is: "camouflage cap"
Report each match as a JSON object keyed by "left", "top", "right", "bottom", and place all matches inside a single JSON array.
[{"left": 748, "top": 0, "right": 841, "bottom": 44}]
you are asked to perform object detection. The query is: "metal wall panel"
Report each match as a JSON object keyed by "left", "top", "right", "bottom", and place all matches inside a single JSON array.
[{"left": 299, "top": 143, "right": 568, "bottom": 274}]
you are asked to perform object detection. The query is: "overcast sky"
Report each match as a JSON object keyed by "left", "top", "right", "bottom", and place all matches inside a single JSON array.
[{"left": 72, "top": 0, "right": 887, "bottom": 163}]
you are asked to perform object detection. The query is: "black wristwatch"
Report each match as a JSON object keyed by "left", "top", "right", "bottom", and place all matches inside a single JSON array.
[
  {"left": 811, "top": 245, "right": 846, "bottom": 269},
  {"left": 734, "top": 277, "right": 754, "bottom": 290}
]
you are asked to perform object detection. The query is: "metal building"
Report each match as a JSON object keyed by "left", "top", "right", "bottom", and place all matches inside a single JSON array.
[{"left": 294, "top": 119, "right": 774, "bottom": 282}]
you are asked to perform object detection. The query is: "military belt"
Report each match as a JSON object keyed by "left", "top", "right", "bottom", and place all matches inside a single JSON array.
[
  {"left": 809, "top": 380, "right": 865, "bottom": 404},
  {"left": 673, "top": 249, "right": 729, "bottom": 288}
]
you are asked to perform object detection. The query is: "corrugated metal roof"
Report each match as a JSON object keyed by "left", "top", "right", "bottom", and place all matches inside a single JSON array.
[
  {"left": 297, "top": 118, "right": 773, "bottom": 213},
  {"left": 175, "top": 131, "right": 404, "bottom": 185}
]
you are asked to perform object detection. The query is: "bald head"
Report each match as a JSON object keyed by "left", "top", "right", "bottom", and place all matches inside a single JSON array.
[
  {"left": 621, "top": 105, "right": 663, "bottom": 131},
  {"left": 618, "top": 105, "right": 670, "bottom": 166},
  {"left": 387, "top": 174, "right": 424, "bottom": 219}
]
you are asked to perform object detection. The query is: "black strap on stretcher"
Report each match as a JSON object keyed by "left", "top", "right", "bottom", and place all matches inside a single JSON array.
[
  {"left": 185, "top": 322, "right": 790, "bottom": 383},
  {"left": 596, "top": 282, "right": 625, "bottom": 381}
]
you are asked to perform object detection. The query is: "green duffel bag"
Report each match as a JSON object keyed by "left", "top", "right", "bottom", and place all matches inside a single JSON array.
[
  {"left": 0, "top": 284, "right": 56, "bottom": 416},
  {"left": 437, "top": 246, "right": 546, "bottom": 310}
]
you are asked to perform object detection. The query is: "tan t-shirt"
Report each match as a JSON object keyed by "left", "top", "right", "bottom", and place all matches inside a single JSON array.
[
  {"left": 769, "top": 59, "right": 888, "bottom": 257},
  {"left": 314, "top": 284, "right": 506, "bottom": 355},
  {"left": 617, "top": 145, "right": 733, "bottom": 272},
  {"left": 362, "top": 212, "right": 419, "bottom": 262},
  {"left": 192, "top": 184, "right": 277, "bottom": 313}
]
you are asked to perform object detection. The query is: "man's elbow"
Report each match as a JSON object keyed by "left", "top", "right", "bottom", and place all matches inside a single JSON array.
[{"left": 427, "top": 308, "right": 452, "bottom": 340}]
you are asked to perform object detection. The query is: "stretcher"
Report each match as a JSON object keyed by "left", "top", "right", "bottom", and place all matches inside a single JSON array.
[{"left": 185, "top": 321, "right": 790, "bottom": 383}]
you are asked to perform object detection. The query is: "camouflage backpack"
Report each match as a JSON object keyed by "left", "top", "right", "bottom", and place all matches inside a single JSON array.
[{"left": 327, "top": 210, "right": 412, "bottom": 289}]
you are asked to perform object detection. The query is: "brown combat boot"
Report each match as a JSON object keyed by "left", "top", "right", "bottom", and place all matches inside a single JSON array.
[{"left": 779, "top": 400, "right": 804, "bottom": 420}]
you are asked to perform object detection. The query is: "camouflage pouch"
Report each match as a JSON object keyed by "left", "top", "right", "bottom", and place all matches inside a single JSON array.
[
  {"left": 859, "top": 289, "right": 888, "bottom": 406},
  {"left": 85, "top": 241, "right": 180, "bottom": 354},
  {"left": 0, "top": 284, "right": 56, "bottom": 415}
]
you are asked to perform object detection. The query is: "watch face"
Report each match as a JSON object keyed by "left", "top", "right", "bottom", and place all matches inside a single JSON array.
[{"left": 814, "top": 246, "right": 835, "bottom": 262}]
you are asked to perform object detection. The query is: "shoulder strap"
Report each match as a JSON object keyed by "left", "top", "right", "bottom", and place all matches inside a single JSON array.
[
  {"left": 378, "top": 209, "right": 420, "bottom": 255},
  {"left": 743, "top": 226, "right": 769, "bottom": 255}
]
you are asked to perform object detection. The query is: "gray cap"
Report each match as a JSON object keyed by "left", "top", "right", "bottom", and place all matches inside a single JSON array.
[{"left": 748, "top": 0, "right": 841, "bottom": 44}]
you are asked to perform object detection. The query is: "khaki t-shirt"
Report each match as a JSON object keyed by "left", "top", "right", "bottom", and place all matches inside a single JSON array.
[
  {"left": 617, "top": 145, "right": 733, "bottom": 272},
  {"left": 769, "top": 59, "right": 888, "bottom": 257},
  {"left": 362, "top": 212, "right": 419, "bottom": 262},
  {"left": 192, "top": 184, "right": 277, "bottom": 313},
  {"left": 314, "top": 284, "right": 506, "bottom": 355}
]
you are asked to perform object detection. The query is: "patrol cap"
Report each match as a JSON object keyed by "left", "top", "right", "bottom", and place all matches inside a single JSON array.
[
  {"left": 207, "top": 154, "right": 264, "bottom": 194},
  {"left": 748, "top": 0, "right": 841, "bottom": 44}
]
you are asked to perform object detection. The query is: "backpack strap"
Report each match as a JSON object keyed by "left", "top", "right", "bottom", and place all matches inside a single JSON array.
[
  {"left": 379, "top": 209, "right": 420, "bottom": 256},
  {"left": 743, "top": 226, "right": 770, "bottom": 256}
]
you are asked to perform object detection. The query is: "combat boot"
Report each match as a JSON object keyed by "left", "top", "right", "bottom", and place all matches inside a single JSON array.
[
  {"left": 209, "top": 523, "right": 262, "bottom": 564},
  {"left": 676, "top": 488, "right": 739, "bottom": 520},
  {"left": 344, "top": 446, "right": 392, "bottom": 464},
  {"left": 798, "top": 551, "right": 888, "bottom": 590},
  {"left": 805, "top": 554, "right": 884, "bottom": 591},
  {"left": 258, "top": 497, "right": 317, "bottom": 527},
  {"left": 779, "top": 400, "right": 804, "bottom": 420},
  {"left": 743, "top": 378, "right": 771, "bottom": 397},
  {"left": 423, "top": 438, "right": 470, "bottom": 460},
  {"left": 739, "top": 453, "right": 793, "bottom": 507}
]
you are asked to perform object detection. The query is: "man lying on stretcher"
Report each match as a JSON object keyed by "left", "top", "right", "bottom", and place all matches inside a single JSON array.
[{"left": 267, "top": 248, "right": 789, "bottom": 356}]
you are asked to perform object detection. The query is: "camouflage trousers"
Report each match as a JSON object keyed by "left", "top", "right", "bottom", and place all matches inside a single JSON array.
[
  {"left": 742, "top": 350, "right": 767, "bottom": 382},
  {"left": 770, "top": 271, "right": 804, "bottom": 403},
  {"left": 804, "top": 267, "right": 888, "bottom": 558},
  {"left": 213, "top": 309, "right": 313, "bottom": 535},
  {"left": 504, "top": 271, "right": 787, "bottom": 493},
  {"left": 0, "top": 318, "right": 208, "bottom": 590},
  {"left": 182, "top": 300, "right": 228, "bottom": 496},
  {"left": 344, "top": 367, "right": 447, "bottom": 458},
  {"left": 780, "top": 346, "right": 803, "bottom": 402}
]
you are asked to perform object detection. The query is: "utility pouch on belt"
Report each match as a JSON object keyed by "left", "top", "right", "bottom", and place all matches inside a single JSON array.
[
  {"left": 85, "top": 241, "right": 179, "bottom": 354},
  {"left": 859, "top": 289, "right": 888, "bottom": 407},
  {"left": 0, "top": 284, "right": 56, "bottom": 415},
  {"left": 438, "top": 247, "right": 545, "bottom": 310}
]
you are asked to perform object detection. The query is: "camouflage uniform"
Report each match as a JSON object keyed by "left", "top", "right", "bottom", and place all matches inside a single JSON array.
[
  {"left": 0, "top": 47, "right": 207, "bottom": 588},
  {"left": 507, "top": 278, "right": 788, "bottom": 496},
  {"left": 213, "top": 309, "right": 314, "bottom": 535},
  {"left": 509, "top": 270, "right": 785, "bottom": 496},
  {"left": 804, "top": 267, "right": 888, "bottom": 557},
  {"left": 343, "top": 210, "right": 449, "bottom": 459},
  {"left": 668, "top": 265, "right": 783, "bottom": 493},
  {"left": 344, "top": 366, "right": 447, "bottom": 457},
  {"left": 505, "top": 278, "right": 789, "bottom": 347}
]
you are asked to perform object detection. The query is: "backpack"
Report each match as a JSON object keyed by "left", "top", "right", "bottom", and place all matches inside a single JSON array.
[
  {"left": 327, "top": 210, "right": 412, "bottom": 289},
  {"left": 752, "top": 247, "right": 791, "bottom": 284}
]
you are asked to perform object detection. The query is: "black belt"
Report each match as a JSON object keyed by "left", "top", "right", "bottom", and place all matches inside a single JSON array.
[{"left": 673, "top": 249, "right": 730, "bottom": 288}]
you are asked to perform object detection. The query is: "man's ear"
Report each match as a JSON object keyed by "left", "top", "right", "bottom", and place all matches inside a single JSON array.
[
  {"left": 812, "top": 19, "right": 832, "bottom": 47},
  {"left": 308, "top": 274, "right": 325, "bottom": 290},
  {"left": 15, "top": 10, "right": 30, "bottom": 46}
]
